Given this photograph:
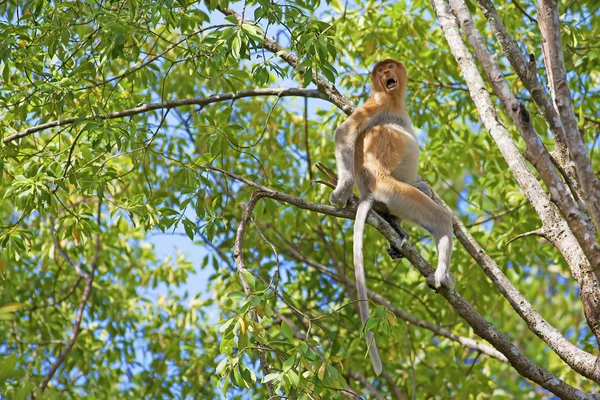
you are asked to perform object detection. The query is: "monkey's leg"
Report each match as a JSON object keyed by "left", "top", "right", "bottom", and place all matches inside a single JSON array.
[
  {"left": 412, "top": 178, "right": 432, "bottom": 198},
  {"left": 373, "top": 177, "right": 455, "bottom": 290},
  {"left": 381, "top": 181, "right": 430, "bottom": 260}
]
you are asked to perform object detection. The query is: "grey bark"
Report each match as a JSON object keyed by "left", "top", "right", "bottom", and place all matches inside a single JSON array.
[
  {"left": 449, "top": 0, "right": 600, "bottom": 363},
  {"left": 475, "top": 0, "right": 600, "bottom": 281},
  {"left": 537, "top": 0, "right": 600, "bottom": 239},
  {"left": 210, "top": 164, "right": 592, "bottom": 399}
]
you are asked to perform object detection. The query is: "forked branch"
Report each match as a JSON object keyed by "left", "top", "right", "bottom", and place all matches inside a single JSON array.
[
  {"left": 449, "top": 0, "right": 600, "bottom": 352},
  {"left": 211, "top": 164, "right": 590, "bottom": 399},
  {"left": 537, "top": 0, "right": 600, "bottom": 239}
]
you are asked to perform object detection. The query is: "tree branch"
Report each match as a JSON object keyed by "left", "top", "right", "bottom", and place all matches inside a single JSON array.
[
  {"left": 536, "top": 0, "right": 600, "bottom": 250},
  {"left": 205, "top": 164, "right": 591, "bottom": 398},
  {"left": 474, "top": 0, "right": 575, "bottom": 178},
  {"left": 434, "top": 0, "right": 600, "bottom": 385},
  {"left": 38, "top": 202, "right": 102, "bottom": 393},
  {"left": 505, "top": 229, "right": 546, "bottom": 246},
  {"left": 381, "top": 370, "right": 406, "bottom": 400},
  {"left": 449, "top": 0, "right": 600, "bottom": 351},
  {"left": 512, "top": 0, "right": 537, "bottom": 24},
  {"left": 233, "top": 191, "right": 275, "bottom": 398},
  {"left": 434, "top": 185, "right": 599, "bottom": 381},
  {"left": 78, "top": 25, "right": 234, "bottom": 91},
  {"left": 281, "top": 242, "right": 508, "bottom": 363},
  {"left": 3, "top": 88, "right": 328, "bottom": 143},
  {"left": 218, "top": 8, "right": 356, "bottom": 117},
  {"left": 27, "top": 276, "right": 83, "bottom": 312},
  {"left": 49, "top": 222, "right": 84, "bottom": 278}
]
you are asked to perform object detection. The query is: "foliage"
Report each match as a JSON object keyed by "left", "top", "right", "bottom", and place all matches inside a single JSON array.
[{"left": 0, "top": 0, "right": 599, "bottom": 398}]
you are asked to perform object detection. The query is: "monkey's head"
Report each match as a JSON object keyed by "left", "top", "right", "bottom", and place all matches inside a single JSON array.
[{"left": 371, "top": 59, "right": 407, "bottom": 97}]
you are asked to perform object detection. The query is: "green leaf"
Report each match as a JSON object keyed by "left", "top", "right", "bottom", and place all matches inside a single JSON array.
[
  {"left": 282, "top": 353, "right": 296, "bottom": 372},
  {"left": 286, "top": 370, "right": 299, "bottom": 387},
  {"left": 227, "top": 291, "right": 247, "bottom": 299},
  {"left": 302, "top": 67, "right": 313, "bottom": 87},
  {"left": 281, "top": 321, "right": 294, "bottom": 341},
  {"left": 219, "top": 318, "right": 235, "bottom": 333},
  {"left": 364, "top": 317, "right": 379, "bottom": 333},
  {"left": 215, "top": 358, "right": 228, "bottom": 376},
  {"left": 231, "top": 32, "right": 242, "bottom": 59},
  {"left": 241, "top": 270, "right": 255, "bottom": 290},
  {"left": 262, "top": 373, "right": 280, "bottom": 383}
]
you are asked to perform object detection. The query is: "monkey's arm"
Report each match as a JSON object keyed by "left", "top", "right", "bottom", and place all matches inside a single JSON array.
[{"left": 330, "top": 118, "right": 360, "bottom": 207}]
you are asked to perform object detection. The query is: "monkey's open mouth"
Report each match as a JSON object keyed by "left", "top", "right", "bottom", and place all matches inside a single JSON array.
[{"left": 385, "top": 77, "right": 398, "bottom": 89}]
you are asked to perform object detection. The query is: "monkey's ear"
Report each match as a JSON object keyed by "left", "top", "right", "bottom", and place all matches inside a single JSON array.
[{"left": 395, "top": 61, "right": 407, "bottom": 75}]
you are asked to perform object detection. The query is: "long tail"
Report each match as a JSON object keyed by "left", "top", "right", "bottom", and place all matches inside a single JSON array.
[{"left": 353, "top": 196, "right": 383, "bottom": 376}]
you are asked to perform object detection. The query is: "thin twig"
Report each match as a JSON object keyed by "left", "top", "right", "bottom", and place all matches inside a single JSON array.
[
  {"left": 38, "top": 202, "right": 102, "bottom": 393},
  {"left": 505, "top": 228, "right": 546, "bottom": 246},
  {"left": 347, "top": 371, "right": 384, "bottom": 400},
  {"left": 304, "top": 97, "right": 313, "bottom": 180},
  {"left": 512, "top": 0, "right": 537, "bottom": 24},
  {"left": 4, "top": 88, "right": 328, "bottom": 143}
]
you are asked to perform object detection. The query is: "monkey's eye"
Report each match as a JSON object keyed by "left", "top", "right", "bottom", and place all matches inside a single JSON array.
[
  {"left": 389, "top": 64, "right": 394, "bottom": 69},
  {"left": 377, "top": 67, "right": 383, "bottom": 73}
]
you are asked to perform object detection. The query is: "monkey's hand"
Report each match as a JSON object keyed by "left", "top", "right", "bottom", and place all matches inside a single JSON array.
[{"left": 330, "top": 180, "right": 354, "bottom": 208}]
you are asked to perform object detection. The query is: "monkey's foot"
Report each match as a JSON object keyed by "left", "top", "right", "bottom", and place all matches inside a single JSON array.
[
  {"left": 382, "top": 214, "right": 408, "bottom": 260},
  {"left": 382, "top": 215, "right": 408, "bottom": 239},
  {"left": 426, "top": 271, "right": 455, "bottom": 292},
  {"left": 387, "top": 246, "right": 404, "bottom": 260}
]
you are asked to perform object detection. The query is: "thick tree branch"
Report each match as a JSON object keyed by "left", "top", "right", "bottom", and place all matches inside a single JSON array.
[
  {"left": 433, "top": 1, "right": 597, "bottom": 396},
  {"left": 536, "top": 0, "right": 600, "bottom": 249},
  {"left": 38, "top": 203, "right": 102, "bottom": 393},
  {"left": 206, "top": 165, "right": 590, "bottom": 399},
  {"left": 473, "top": 0, "right": 575, "bottom": 178},
  {"left": 475, "top": 0, "right": 600, "bottom": 275},
  {"left": 449, "top": 0, "right": 600, "bottom": 354},
  {"left": 233, "top": 191, "right": 275, "bottom": 399},
  {"left": 2, "top": 88, "right": 328, "bottom": 143},
  {"left": 434, "top": 186, "right": 599, "bottom": 382}
]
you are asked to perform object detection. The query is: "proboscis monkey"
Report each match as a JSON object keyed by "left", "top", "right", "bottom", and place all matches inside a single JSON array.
[{"left": 330, "top": 59, "right": 454, "bottom": 375}]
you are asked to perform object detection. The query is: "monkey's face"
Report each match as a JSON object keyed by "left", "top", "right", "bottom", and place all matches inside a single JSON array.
[{"left": 371, "top": 60, "right": 407, "bottom": 96}]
